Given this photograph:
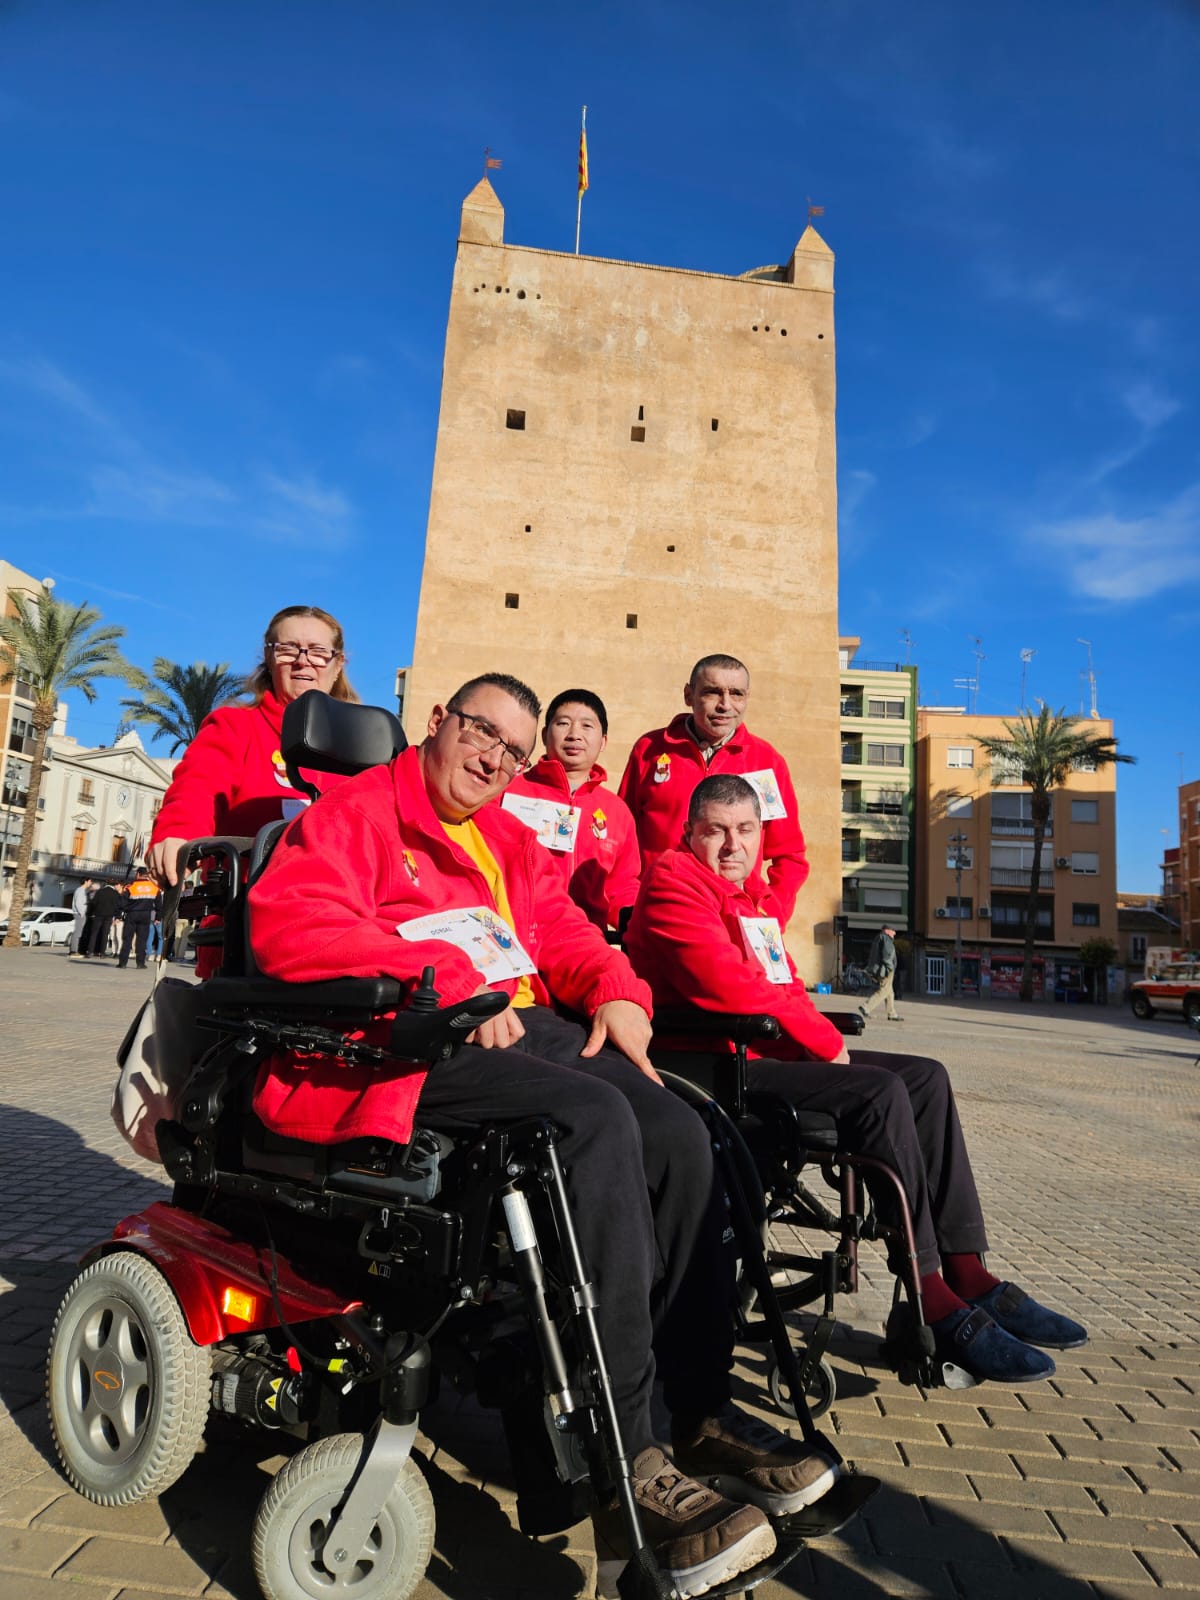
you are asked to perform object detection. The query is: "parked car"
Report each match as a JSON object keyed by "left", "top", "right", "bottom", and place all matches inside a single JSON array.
[
  {"left": 0, "top": 906, "right": 76, "bottom": 947},
  {"left": 1129, "top": 963, "right": 1200, "bottom": 1023}
]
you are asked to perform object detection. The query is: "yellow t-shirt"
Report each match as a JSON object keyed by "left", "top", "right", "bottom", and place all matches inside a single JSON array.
[{"left": 440, "top": 818, "right": 536, "bottom": 1008}]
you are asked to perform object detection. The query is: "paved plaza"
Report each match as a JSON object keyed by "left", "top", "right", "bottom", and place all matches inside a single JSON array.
[{"left": 1, "top": 948, "right": 1198, "bottom": 1599}]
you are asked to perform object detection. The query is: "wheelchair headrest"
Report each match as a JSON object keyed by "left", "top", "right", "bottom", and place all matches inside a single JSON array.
[{"left": 281, "top": 692, "right": 407, "bottom": 796}]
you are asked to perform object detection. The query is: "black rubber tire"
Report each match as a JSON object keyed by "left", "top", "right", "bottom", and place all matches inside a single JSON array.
[
  {"left": 1183, "top": 995, "right": 1200, "bottom": 1024},
  {"left": 46, "top": 1250, "right": 210, "bottom": 1505},
  {"left": 1130, "top": 993, "right": 1154, "bottom": 1020},
  {"left": 29, "top": 931, "right": 40, "bottom": 947},
  {"left": 767, "top": 1352, "right": 836, "bottom": 1422},
  {"left": 253, "top": 1433, "right": 435, "bottom": 1600}
]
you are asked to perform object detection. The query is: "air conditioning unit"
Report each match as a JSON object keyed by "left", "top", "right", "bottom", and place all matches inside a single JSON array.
[
  {"left": 978, "top": 906, "right": 991, "bottom": 919},
  {"left": 1055, "top": 857, "right": 1069, "bottom": 869},
  {"left": 934, "top": 907, "right": 948, "bottom": 918}
]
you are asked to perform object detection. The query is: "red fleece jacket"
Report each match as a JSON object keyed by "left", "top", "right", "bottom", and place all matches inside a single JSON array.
[
  {"left": 149, "top": 689, "right": 343, "bottom": 847},
  {"left": 247, "top": 746, "right": 652, "bottom": 1145},
  {"left": 503, "top": 758, "right": 641, "bottom": 931},
  {"left": 618, "top": 714, "right": 809, "bottom": 925},
  {"left": 624, "top": 847, "right": 845, "bottom": 1063}
]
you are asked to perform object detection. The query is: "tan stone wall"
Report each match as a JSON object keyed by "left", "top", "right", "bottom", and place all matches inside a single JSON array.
[{"left": 407, "top": 212, "right": 841, "bottom": 979}]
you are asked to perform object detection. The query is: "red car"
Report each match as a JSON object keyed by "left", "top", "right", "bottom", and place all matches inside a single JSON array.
[{"left": 1129, "top": 963, "right": 1200, "bottom": 1022}]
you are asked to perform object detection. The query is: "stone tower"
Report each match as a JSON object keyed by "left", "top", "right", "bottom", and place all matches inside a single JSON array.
[{"left": 406, "top": 179, "right": 841, "bottom": 978}]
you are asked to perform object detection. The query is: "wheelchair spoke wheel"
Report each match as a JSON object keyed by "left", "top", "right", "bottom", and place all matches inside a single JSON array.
[
  {"left": 253, "top": 1433, "right": 434, "bottom": 1600},
  {"left": 767, "top": 1352, "right": 836, "bottom": 1422},
  {"left": 47, "top": 1250, "right": 210, "bottom": 1505}
]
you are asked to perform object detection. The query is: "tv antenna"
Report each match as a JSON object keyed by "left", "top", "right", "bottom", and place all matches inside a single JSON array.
[
  {"left": 968, "top": 636, "right": 985, "bottom": 713},
  {"left": 1077, "top": 638, "right": 1098, "bottom": 719},
  {"left": 899, "top": 628, "right": 913, "bottom": 664},
  {"left": 1019, "top": 648, "right": 1035, "bottom": 709}
]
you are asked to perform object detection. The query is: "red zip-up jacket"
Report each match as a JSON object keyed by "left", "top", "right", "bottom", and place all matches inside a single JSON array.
[
  {"left": 624, "top": 846, "right": 844, "bottom": 1063},
  {"left": 503, "top": 757, "right": 641, "bottom": 931},
  {"left": 149, "top": 689, "right": 344, "bottom": 849},
  {"left": 247, "top": 746, "right": 652, "bottom": 1145},
  {"left": 618, "top": 714, "right": 809, "bottom": 926}
]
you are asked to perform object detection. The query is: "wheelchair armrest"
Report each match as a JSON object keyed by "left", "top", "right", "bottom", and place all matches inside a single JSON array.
[
  {"left": 202, "top": 975, "right": 406, "bottom": 1017},
  {"left": 653, "top": 1007, "right": 782, "bottom": 1045},
  {"left": 387, "top": 989, "right": 509, "bottom": 1064},
  {"left": 822, "top": 1010, "right": 866, "bottom": 1037}
]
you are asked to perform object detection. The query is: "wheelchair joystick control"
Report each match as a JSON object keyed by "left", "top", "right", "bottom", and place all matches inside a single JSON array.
[{"left": 408, "top": 966, "right": 442, "bottom": 1012}]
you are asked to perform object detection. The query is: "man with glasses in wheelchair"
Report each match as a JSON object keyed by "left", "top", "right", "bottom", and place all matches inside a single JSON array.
[
  {"left": 625, "top": 773, "right": 1088, "bottom": 1389},
  {"left": 247, "top": 674, "right": 840, "bottom": 1599}
]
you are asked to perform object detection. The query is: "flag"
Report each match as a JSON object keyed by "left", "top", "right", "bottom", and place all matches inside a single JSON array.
[{"left": 578, "top": 125, "right": 589, "bottom": 199}]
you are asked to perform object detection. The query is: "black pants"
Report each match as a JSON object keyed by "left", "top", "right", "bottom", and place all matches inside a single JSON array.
[
  {"left": 748, "top": 1050, "right": 988, "bottom": 1273},
  {"left": 415, "top": 1008, "right": 735, "bottom": 1452},
  {"left": 86, "top": 916, "right": 114, "bottom": 957},
  {"left": 118, "top": 917, "right": 150, "bottom": 967}
]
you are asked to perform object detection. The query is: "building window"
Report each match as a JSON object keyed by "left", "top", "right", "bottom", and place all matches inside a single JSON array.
[
  {"left": 839, "top": 691, "right": 863, "bottom": 717},
  {"left": 946, "top": 747, "right": 974, "bottom": 768},
  {"left": 866, "top": 837, "right": 904, "bottom": 864},
  {"left": 841, "top": 739, "right": 862, "bottom": 765},
  {"left": 504, "top": 593, "right": 520, "bottom": 609},
  {"left": 991, "top": 843, "right": 1053, "bottom": 874},
  {"left": 867, "top": 697, "right": 906, "bottom": 719},
  {"left": 506, "top": 409, "right": 526, "bottom": 430},
  {"left": 78, "top": 779, "right": 95, "bottom": 804},
  {"left": 1072, "top": 903, "right": 1100, "bottom": 926},
  {"left": 864, "top": 886, "right": 903, "bottom": 913},
  {"left": 72, "top": 827, "right": 87, "bottom": 857},
  {"left": 865, "top": 789, "right": 905, "bottom": 815},
  {"left": 630, "top": 425, "right": 646, "bottom": 442},
  {"left": 992, "top": 895, "right": 1053, "bottom": 929},
  {"left": 946, "top": 844, "right": 974, "bottom": 869},
  {"left": 841, "top": 831, "right": 861, "bottom": 863},
  {"left": 866, "top": 742, "right": 905, "bottom": 767},
  {"left": 110, "top": 835, "right": 124, "bottom": 863},
  {"left": 945, "top": 896, "right": 973, "bottom": 919},
  {"left": 946, "top": 795, "right": 974, "bottom": 819},
  {"left": 1072, "top": 754, "right": 1097, "bottom": 773},
  {"left": 1131, "top": 934, "right": 1147, "bottom": 961},
  {"left": 1071, "top": 798, "right": 1098, "bottom": 824},
  {"left": 626, "top": 614, "right": 638, "bottom": 629},
  {"left": 1071, "top": 852, "right": 1099, "bottom": 876},
  {"left": 992, "top": 793, "right": 1051, "bottom": 835}
]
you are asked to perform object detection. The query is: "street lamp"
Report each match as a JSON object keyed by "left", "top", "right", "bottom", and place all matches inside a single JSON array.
[{"left": 949, "top": 832, "right": 970, "bottom": 996}]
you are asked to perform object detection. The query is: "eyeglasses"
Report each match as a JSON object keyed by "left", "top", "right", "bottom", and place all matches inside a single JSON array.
[
  {"left": 268, "top": 642, "right": 342, "bottom": 668},
  {"left": 447, "top": 708, "right": 531, "bottom": 776}
]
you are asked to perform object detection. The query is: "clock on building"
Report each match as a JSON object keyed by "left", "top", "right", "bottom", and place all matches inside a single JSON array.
[{"left": 117, "top": 787, "right": 130, "bottom": 808}]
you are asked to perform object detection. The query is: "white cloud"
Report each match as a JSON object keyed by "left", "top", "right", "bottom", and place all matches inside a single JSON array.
[
  {"left": 979, "top": 263, "right": 1095, "bottom": 323},
  {"left": 1032, "top": 484, "right": 1200, "bottom": 603},
  {"left": 1120, "top": 380, "right": 1181, "bottom": 432},
  {"left": 89, "top": 465, "right": 238, "bottom": 523}
]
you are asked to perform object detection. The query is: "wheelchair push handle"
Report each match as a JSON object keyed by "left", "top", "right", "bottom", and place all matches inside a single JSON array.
[{"left": 388, "top": 967, "right": 510, "bottom": 1064}]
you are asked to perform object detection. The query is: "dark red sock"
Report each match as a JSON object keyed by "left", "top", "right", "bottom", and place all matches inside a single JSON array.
[
  {"left": 919, "top": 1271, "right": 967, "bottom": 1323},
  {"left": 942, "top": 1252, "right": 1001, "bottom": 1300}
]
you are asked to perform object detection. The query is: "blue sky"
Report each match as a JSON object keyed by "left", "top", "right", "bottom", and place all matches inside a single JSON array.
[{"left": 1, "top": 0, "right": 1195, "bottom": 891}]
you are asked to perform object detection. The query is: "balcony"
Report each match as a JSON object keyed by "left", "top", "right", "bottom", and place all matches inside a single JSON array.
[
  {"left": 991, "top": 820, "right": 1052, "bottom": 838},
  {"left": 841, "top": 747, "right": 863, "bottom": 766},
  {"left": 43, "top": 853, "right": 131, "bottom": 882},
  {"left": 990, "top": 867, "right": 1054, "bottom": 888},
  {"left": 840, "top": 697, "right": 864, "bottom": 718}
]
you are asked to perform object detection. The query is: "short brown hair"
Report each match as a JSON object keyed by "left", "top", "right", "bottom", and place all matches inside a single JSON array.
[{"left": 248, "top": 605, "right": 358, "bottom": 705}]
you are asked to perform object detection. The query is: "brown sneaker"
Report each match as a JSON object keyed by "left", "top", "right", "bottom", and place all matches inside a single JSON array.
[
  {"left": 593, "top": 1445, "right": 776, "bottom": 1599},
  {"left": 672, "top": 1405, "right": 840, "bottom": 1515}
]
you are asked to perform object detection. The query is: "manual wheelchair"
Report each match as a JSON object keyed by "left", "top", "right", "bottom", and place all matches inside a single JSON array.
[{"left": 46, "top": 692, "right": 873, "bottom": 1600}]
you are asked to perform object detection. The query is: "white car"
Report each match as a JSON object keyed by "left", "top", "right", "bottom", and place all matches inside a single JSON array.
[{"left": 0, "top": 907, "right": 77, "bottom": 947}]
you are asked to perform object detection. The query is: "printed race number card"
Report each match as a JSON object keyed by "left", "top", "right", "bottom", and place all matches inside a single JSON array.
[
  {"left": 397, "top": 906, "right": 536, "bottom": 981},
  {"left": 501, "top": 793, "right": 581, "bottom": 852}
]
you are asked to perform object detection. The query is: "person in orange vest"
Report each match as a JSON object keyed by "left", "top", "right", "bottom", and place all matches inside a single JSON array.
[{"left": 117, "top": 866, "right": 161, "bottom": 970}]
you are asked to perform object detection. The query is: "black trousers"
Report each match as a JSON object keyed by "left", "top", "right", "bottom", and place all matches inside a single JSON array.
[
  {"left": 118, "top": 917, "right": 151, "bottom": 967},
  {"left": 86, "top": 916, "right": 114, "bottom": 957},
  {"left": 748, "top": 1050, "right": 988, "bottom": 1274},
  {"left": 415, "top": 1008, "right": 736, "bottom": 1452}
]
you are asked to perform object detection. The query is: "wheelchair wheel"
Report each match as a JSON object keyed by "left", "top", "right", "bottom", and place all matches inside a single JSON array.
[
  {"left": 253, "top": 1433, "right": 434, "bottom": 1600},
  {"left": 46, "top": 1249, "right": 210, "bottom": 1505},
  {"left": 767, "top": 1352, "right": 836, "bottom": 1422}
]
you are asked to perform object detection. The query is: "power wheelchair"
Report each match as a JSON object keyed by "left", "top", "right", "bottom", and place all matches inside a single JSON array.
[{"left": 46, "top": 693, "right": 875, "bottom": 1600}]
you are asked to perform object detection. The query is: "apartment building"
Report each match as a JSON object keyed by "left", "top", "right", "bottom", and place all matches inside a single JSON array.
[
  {"left": 915, "top": 708, "right": 1120, "bottom": 1000},
  {"left": 1179, "top": 779, "right": 1200, "bottom": 949},
  {"left": 838, "top": 638, "right": 917, "bottom": 965},
  {"left": 0, "top": 559, "right": 61, "bottom": 916}
]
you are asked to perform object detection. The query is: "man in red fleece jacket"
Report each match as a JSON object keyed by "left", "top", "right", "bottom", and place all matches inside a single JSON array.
[
  {"left": 248, "top": 673, "right": 838, "bottom": 1598},
  {"left": 502, "top": 688, "right": 640, "bottom": 933},
  {"left": 619, "top": 655, "right": 807, "bottom": 926},
  {"left": 625, "top": 774, "right": 1088, "bottom": 1390}
]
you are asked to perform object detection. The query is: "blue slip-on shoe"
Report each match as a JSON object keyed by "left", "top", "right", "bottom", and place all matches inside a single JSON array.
[
  {"left": 969, "top": 1282, "right": 1088, "bottom": 1350},
  {"left": 931, "top": 1305, "right": 1055, "bottom": 1385}
]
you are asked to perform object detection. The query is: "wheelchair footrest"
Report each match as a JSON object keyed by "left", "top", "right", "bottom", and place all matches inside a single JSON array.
[
  {"left": 692, "top": 1533, "right": 807, "bottom": 1597},
  {"left": 773, "top": 1471, "right": 880, "bottom": 1540}
]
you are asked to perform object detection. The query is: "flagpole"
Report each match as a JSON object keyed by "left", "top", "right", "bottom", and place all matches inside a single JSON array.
[{"left": 575, "top": 105, "right": 587, "bottom": 255}]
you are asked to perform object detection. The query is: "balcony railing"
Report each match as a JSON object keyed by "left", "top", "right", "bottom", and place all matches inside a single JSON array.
[
  {"left": 43, "top": 853, "right": 131, "bottom": 882},
  {"left": 841, "top": 748, "right": 863, "bottom": 765},
  {"left": 991, "top": 820, "right": 1053, "bottom": 838},
  {"left": 990, "top": 867, "right": 1054, "bottom": 888}
]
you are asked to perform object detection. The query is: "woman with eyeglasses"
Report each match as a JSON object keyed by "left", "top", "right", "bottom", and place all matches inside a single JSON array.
[{"left": 146, "top": 605, "right": 358, "bottom": 892}]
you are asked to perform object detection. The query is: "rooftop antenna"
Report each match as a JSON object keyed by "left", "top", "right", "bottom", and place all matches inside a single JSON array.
[
  {"left": 1019, "top": 648, "right": 1035, "bottom": 709},
  {"left": 969, "top": 636, "right": 985, "bottom": 713},
  {"left": 952, "top": 676, "right": 977, "bottom": 711},
  {"left": 900, "top": 627, "right": 913, "bottom": 664},
  {"left": 1077, "top": 638, "right": 1099, "bottom": 719}
]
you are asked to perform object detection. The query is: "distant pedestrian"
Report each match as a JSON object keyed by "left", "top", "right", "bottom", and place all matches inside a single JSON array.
[
  {"left": 859, "top": 924, "right": 902, "bottom": 1023},
  {"left": 117, "top": 868, "right": 159, "bottom": 970},
  {"left": 68, "top": 878, "right": 95, "bottom": 959},
  {"left": 146, "top": 900, "right": 163, "bottom": 960},
  {"left": 85, "top": 882, "right": 124, "bottom": 958}
]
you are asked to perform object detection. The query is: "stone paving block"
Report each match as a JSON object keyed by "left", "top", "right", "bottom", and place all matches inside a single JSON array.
[
  {"left": 965, "top": 1474, "right": 1097, "bottom": 1512},
  {"left": 807, "top": 1547, "right": 963, "bottom": 1596},
  {"left": 1136, "top": 1550, "right": 1200, "bottom": 1590},
  {"left": 0, "top": 1577, "right": 114, "bottom": 1600},
  {"left": 939, "top": 1424, "right": 1066, "bottom": 1455},
  {"left": 1052, "top": 1511, "right": 1191, "bottom": 1552},
  {"left": 900, "top": 1443, "right": 1023, "bottom": 1477},
  {"left": 870, "top": 1462, "right": 981, "bottom": 1501},
  {"left": 1008, "top": 1455, "right": 1147, "bottom": 1489},
  {"left": 946, "top": 1559, "right": 1088, "bottom": 1600},
  {"left": 59, "top": 1538, "right": 215, "bottom": 1593},
  {"left": 927, "top": 1497, "right": 1061, "bottom": 1540},
  {"left": 0, "top": 1522, "right": 85, "bottom": 1575},
  {"left": 1090, "top": 1488, "right": 1200, "bottom": 1521},
  {"left": 0, "top": 1485, "right": 67, "bottom": 1527},
  {"left": 33, "top": 1493, "right": 176, "bottom": 1541},
  {"left": 1047, "top": 1435, "right": 1179, "bottom": 1468},
  {"left": 1003, "top": 1535, "right": 1156, "bottom": 1583}
]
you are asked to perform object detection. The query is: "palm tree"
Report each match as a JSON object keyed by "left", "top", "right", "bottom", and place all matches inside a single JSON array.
[
  {"left": 974, "top": 707, "right": 1134, "bottom": 1003},
  {"left": 119, "top": 658, "right": 244, "bottom": 755},
  {"left": 0, "top": 584, "right": 146, "bottom": 947}
]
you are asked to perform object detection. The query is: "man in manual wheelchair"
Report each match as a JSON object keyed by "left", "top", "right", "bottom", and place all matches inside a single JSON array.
[
  {"left": 625, "top": 773, "right": 1089, "bottom": 1400},
  {"left": 48, "top": 677, "right": 867, "bottom": 1600}
]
